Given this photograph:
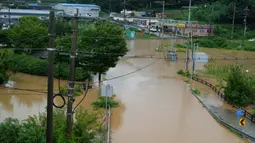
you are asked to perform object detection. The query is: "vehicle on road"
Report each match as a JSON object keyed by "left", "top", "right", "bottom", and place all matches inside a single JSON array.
[{"left": 149, "top": 27, "right": 157, "bottom": 32}]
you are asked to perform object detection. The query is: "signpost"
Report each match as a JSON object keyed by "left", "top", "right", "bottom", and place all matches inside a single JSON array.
[
  {"left": 239, "top": 118, "right": 246, "bottom": 127},
  {"left": 236, "top": 108, "right": 244, "bottom": 117},
  {"left": 236, "top": 108, "right": 246, "bottom": 131}
]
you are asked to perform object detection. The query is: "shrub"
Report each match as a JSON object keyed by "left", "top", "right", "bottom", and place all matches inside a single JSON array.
[
  {"left": 176, "top": 44, "right": 186, "bottom": 48},
  {"left": 177, "top": 69, "right": 184, "bottom": 75},
  {"left": 0, "top": 109, "right": 103, "bottom": 143},
  {"left": 224, "top": 65, "right": 255, "bottom": 107},
  {"left": 197, "top": 36, "right": 227, "bottom": 48},
  {"left": 60, "top": 86, "right": 82, "bottom": 97},
  {"left": 92, "top": 96, "right": 119, "bottom": 109},
  {"left": 177, "top": 69, "right": 190, "bottom": 77},
  {"left": 192, "top": 88, "right": 201, "bottom": 95},
  {"left": 176, "top": 49, "right": 186, "bottom": 53},
  {"left": 7, "top": 54, "right": 89, "bottom": 81}
]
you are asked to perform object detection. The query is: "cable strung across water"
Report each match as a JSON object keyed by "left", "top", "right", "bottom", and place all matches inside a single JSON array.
[{"left": 0, "top": 58, "right": 161, "bottom": 94}]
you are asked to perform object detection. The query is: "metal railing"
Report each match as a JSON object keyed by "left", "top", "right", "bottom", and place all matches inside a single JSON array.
[{"left": 192, "top": 76, "right": 255, "bottom": 124}]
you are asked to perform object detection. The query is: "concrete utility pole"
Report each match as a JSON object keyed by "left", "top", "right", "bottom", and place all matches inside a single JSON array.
[
  {"left": 161, "top": 0, "right": 165, "bottom": 50},
  {"left": 8, "top": 0, "right": 11, "bottom": 27},
  {"left": 109, "top": 0, "right": 111, "bottom": 14},
  {"left": 240, "top": 6, "right": 249, "bottom": 49},
  {"left": 148, "top": 2, "right": 152, "bottom": 33},
  {"left": 46, "top": 10, "right": 55, "bottom": 143},
  {"left": 231, "top": 2, "right": 236, "bottom": 40},
  {"left": 185, "top": 0, "right": 192, "bottom": 71},
  {"left": 124, "top": 0, "right": 126, "bottom": 24},
  {"left": 66, "top": 8, "right": 78, "bottom": 140}
]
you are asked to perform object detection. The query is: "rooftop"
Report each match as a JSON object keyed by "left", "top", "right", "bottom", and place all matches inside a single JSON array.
[
  {"left": 58, "top": 3, "right": 99, "bottom": 7},
  {"left": 0, "top": 9, "right": 49, "bottom": 14}
]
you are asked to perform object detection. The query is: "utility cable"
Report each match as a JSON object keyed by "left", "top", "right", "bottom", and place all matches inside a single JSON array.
[
  {"left": 0, "top": 58, "right": 161, "bottom": 94},
  {"left": 93, "top": 58, "right": 161, "bottom": 83},
  {"left": 72, "top": 86, "right": 90, "bottom": 112},
  {"left": 0, "top": 86, "right": 47, "bottom": 93},
  {"left": 1, "top": 47, "right": 254, "bottom": 61}
]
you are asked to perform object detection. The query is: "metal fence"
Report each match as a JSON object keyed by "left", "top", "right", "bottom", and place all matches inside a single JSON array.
[{"left": 192, "top": 76, "right": 255, "bottom": 124}]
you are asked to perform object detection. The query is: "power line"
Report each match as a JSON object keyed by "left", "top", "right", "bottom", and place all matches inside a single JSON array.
[
  {"left": 0, "top": 58, "right": 161, "bottom": 94},
  {"left": 1, "top": 47, "right": 255, "bottom": 61}
]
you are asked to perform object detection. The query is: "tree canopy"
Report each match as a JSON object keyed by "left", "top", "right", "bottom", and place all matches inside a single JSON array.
[
  {"left": 8, "top": 16, "right": 48, "bottom": 50},
  {"left": 0, "top": 109, "right": 104, "bottom": 143},
  {"left": 55, "top": 21, "right": 128, "bottom": 81},
  {"left": 78, "top": 21, "right": 127, "bottom": 75}
]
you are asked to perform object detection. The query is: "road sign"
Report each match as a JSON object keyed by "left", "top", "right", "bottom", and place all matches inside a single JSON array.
[
  {"left": 236, "top": 108, "right": 243, "bottom": 117},
  {"left": 239, "top": 118, "right": 246, "bottom": 127}
]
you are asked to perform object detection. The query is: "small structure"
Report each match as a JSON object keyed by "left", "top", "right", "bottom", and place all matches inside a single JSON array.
[
  {"left": 193, "top": 52, "right": 208, "bottom": 63},
  {"left": 167, "top": 49, "right": 177, "bottom": 61},
  {"left": 125, "top": 30, "right": 135, "bottom": 40}
]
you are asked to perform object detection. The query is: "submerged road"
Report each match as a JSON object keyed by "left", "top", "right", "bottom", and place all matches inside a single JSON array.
[{"left": 104, "top": 40, "right": 248, "bottom": 143}]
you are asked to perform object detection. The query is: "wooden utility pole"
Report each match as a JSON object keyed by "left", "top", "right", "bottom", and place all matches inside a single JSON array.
[
  {"left": 46, "top": 10, "right": 55, "bottom": 143},
  {"left": 66, "top": 8, "right": 78, "bottom": 140}
]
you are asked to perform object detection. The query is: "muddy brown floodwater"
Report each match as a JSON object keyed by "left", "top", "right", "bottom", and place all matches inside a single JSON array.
[{"left": 0, "top": 39, "right": 252, "bottom": 143}]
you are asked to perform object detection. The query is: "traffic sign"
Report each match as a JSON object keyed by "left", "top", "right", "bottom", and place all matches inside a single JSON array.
[
  {"left": 236, "top": 108, "right": 243, "bottom": 117},
  {"left": 239, "top": 118, "right": 246, "bottom": 127}
]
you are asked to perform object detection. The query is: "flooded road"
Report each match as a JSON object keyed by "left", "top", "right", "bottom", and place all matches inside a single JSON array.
[{"left": 0, "top": 39, "right": 252, "bottom": 143}]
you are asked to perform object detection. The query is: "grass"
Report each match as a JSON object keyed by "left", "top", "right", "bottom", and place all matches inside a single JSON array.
[{"left": 135, "top": 33, "right": 157, "bottom": 39}]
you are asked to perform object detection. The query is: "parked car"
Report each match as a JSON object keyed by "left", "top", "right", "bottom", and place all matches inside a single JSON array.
[{"left": 149, "top": 27, "right": 157, "bottom": 32}]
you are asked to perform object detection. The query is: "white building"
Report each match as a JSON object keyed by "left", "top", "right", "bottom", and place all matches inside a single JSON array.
[
  {"left": 54, "top": 3, "right": 100, "bottom": 18},
  {"left": 0, "top": 9, "right": 49, "bottom": 23}
]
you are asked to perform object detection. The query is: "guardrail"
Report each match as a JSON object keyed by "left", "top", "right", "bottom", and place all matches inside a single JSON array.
[{"left": 192, "top": 76, "right": 255, "bottom": 124}]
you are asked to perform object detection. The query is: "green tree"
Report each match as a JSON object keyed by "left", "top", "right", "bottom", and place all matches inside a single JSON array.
[
  {"left": 0, "top": 109, "right": 103, "bottom": 143},
  {"left": 0, "top": 50, "right": 17, "bottom": 84},
  {"left": 8, "top": 16, "right": 48, "bottom": 51},
  {"left": 224, "top": 65, "right": 254, "bottom": 106},
  {"left": 0, "top": 30, "right": 11, "bottom": 47},
  {"left": 55, "top": 19, "right": 72, "bottom": 36},
  {"left": 0, "top": 118, "right": 21, "bottom": 143},
  {"left": 78, "top": 21, "right": 128, "bottom": 83}
]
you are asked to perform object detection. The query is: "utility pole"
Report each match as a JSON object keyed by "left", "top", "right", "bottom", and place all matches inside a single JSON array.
[
  {"left": 46, "top": 10, "right": 55, "bottom": 143},
  {"left": 109, "top": 0, "right": 111, "bottom": 14},
  {"left": 8, "top": 0, "right": 11, "bottom": 27},
  {"left": 123, "top": 0, "right": 126, "bottom": 24},
  {"left": 240, "top": 6, "right": 249, "bottom": 49},
  {"left": 185, "top": 0, "right": 192, "bottom": 71},
  {"left": 66, "top": 8, "right": 78, "bottom": 140},
  {"left": 161, "top": 1, "right": 165, "bottom": 50},
  {"left": 231, "top": 2, "right": 236, "bottom": 40},
  {"left": 148, "top": 2, "right": 152, "bottom": 33}
]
